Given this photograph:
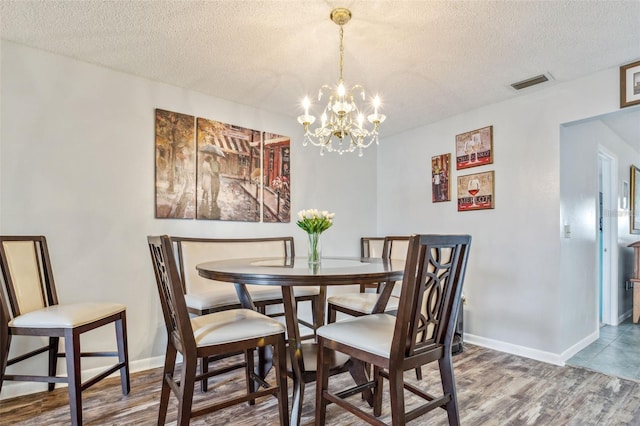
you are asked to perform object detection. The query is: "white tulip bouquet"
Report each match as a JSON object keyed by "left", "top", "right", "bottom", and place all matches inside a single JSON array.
[{"left": 297, "top": 209, "right": 335, "bottom": 265}]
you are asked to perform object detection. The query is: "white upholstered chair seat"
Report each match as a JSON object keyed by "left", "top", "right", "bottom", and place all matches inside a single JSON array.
[
  {"left": 317, "top": 313, "right": 396, "bottom": 359},
  {"left": 185, "top": 285, "right": 320, "bottom": 311},
  {"left": 9, "top": 302, "right": 126, "bottom": 328},
  {"left": 191, "top": 308, "right": 285, "bottom": 346},
  {"left": 327, "top": 293, "right": 399, "bottom": 314}
]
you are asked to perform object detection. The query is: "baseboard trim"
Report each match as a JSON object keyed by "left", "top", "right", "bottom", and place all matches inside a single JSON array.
[
  {"left": 618, "top": 309, "right": 632, "bottom": 325},
  {"left": 0, "top": 355, "right": 165, "bottom": 400},
  {"left": 464, "top": 333, "right": 565, "bottom": 366},
  {"left": 558, "top": 330, "right": 599, "bottom": 363}
]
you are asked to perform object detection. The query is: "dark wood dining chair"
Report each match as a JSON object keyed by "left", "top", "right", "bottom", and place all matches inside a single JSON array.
[
  {"left": 358, "top": 237, "right": 386, "bottom": 292},
  {"left": 172, "top": 236, "right": 320, "bottom": 332},
  {"left": 315, "top": 234, "right": 471, "bottom": 426},
  {"left": 327, "top": 236, "right": 410, "bottom": 323},
  {"left": 0, "top": 235, "right": 130, "bottom": 426},
  {"left": 327, "top": 236, "right": 421, "bottom": 379},
  {"left": 171, "top": 235, "right": 320, "bottom": 391},
  {"left": 147, "top": 235, "right": 289, "bottom": 426}
]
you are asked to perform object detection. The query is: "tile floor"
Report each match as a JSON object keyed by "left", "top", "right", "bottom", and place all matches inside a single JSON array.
[{"left": 566, "top": 317, "right": 640, "bottom": 381}]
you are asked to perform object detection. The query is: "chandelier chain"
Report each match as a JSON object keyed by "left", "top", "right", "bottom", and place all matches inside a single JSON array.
[{"left": 339, "top": 25, "right": 344, "bottom": 82}]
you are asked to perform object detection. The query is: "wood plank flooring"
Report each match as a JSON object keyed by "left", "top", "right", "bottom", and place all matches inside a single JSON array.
[{"left": 2, "top": 344, "right": 640, "bottom": 425}]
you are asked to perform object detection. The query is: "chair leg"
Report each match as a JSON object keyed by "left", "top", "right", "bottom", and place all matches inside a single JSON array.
[
  {"left": 388, "top": 368, "right": 406, "bottom": 426},
  {"left": 314, "top": 338, "right": 330, "bottom": 426},
  {"left": 200, "top": 355, "right": 209, "bottom": 392},
  {"left": 438, "top": 355, "right": 460, "bottom": 426},
  {"left": 415, "top": 366, "right": 422, "bottom": 380},
  {"left": 245, "top": 349, "right": 256, "bottom": 406},
  {"left": 176, "top": 355, "right": 196, "bottom": 426},
  {"left": 116, "top": 315, "right": 131, "bottom": 394},
  {"left": 327, "top": 304, "right": 337, "bottom": 324},
  {"left": 257, "top": 344, "right": 266, "bottom": 379},
  {"left": 273, "top": 336, "right": 289, "bottom": 426},
  {"left": 315, "top": 289, "right": 326, "bottom": 331},
  {"left": 373, "top": 365, "right": 383, "bottom": 417},
  {"left": 0, "top": 333, "right": 10, "bottom": 394},
  {"left": 64, "top": 330, "right": 82, "bottom": 426},
  {"left": 48, "top": 336, "right": 59, "bottom": 391},
  {"left": 158, "top": 344, "right": 177, "bottom": 426},
  {"left": 255, "top": 306, "right": 271, "bottom": 379}
]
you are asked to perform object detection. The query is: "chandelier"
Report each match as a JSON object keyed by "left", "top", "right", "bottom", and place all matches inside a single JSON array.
[{"left": 297, "top": 8, "right": 386, "bottom": 157}]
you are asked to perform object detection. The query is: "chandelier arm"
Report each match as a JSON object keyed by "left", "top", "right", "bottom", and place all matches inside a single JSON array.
[{"left": 351, "top": 85, "right": 366, "bottom": 100}]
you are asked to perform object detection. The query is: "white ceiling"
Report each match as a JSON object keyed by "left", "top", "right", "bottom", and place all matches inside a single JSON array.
[{"left": 1, "top": 0, "right": 639, "bottom": 138}]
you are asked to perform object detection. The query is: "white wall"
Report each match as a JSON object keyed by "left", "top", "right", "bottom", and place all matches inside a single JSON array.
[
  {"left": 378, "top": 67, "right": 625, "bottom": 363},
  {"left": 0, "top": 41, "right": 378, "bottom": 398}
]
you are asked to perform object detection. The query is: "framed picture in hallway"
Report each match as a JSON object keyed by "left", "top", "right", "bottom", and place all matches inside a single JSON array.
[
  {"left": 620, "top": 60, "right": 640, "bottom": 108},
  {"left": 630, "top": 165, "right": 640, "bottom": 234}
]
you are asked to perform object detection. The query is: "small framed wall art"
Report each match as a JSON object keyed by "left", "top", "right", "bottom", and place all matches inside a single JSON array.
[
  {"left": 620, "top": 60, "right": 640, "bottom": 108},
  {"left": 622, "top": 180, "right": 629, "bottom": 210},
  {"left": 431, "top": 153, "right": 451, "bottom": 202},
  {"left": 457, "top": 170, "right": 495, "bottom": 211},
  {"left": 630, "top": 165, "right": 640, "bottom": 234},
  {"left": 455, "top": 125, "right": 493, "bottom": 170}
]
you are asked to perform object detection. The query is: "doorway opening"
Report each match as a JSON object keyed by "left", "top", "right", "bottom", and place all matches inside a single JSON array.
[{"left": 598, "top": 148, "right": 618, "bottom": 326}]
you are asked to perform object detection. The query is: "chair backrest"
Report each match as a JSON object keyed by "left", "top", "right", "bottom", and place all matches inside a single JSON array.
[
  {"left": 0, "top": 236, "right": 59, "bottom": 319},
  {"left": 147, "top": 235, "right": 195, "bottom": 351},
  {"left": 391, "top": 234, "right": 471, "bottom": 363},
  {"left": 382, "top": 236, "right": 410, "bottom": 261},
  {"left": 171, "top": 236, "right": 294, "bottom": 294},
  {"left": 361, "top": 237, "right": 385, "bottom": 258},
  {"left": 381, "top": 236, "right": 410, "bottom": 296}
]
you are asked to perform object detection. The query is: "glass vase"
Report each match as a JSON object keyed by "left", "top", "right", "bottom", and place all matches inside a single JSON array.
[{"left": 307, "top": 232, "right": 321, "bottom": 266}]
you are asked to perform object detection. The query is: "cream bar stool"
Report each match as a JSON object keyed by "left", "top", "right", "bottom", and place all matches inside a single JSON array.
[{"left": 0, "top": 235, "right": 130, "bottom": 426}]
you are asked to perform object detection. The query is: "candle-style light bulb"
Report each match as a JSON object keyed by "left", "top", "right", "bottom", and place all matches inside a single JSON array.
[
  {"left": 338, "top": 83, "right": 345, "bottom": 99},
  {"left": 302, "top": 96, "right": 310, "bottom": 116},
  {"left": 373, "top": 95, "right": 381, "bottom": 116}
]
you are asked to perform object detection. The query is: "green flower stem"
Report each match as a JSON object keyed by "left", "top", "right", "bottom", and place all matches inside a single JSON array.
[{"left": 308, "top": 232, "right": 321, "bottom": 265}]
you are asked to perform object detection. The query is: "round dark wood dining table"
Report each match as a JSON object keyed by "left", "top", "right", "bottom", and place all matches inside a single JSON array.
[{"left": 196, "top": 256, "right": 405, "bottom": 426}]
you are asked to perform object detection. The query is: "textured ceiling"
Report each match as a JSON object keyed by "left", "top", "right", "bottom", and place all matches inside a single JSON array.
[{"left": 1, "top": 0, "right": 639, "bottom": 138}]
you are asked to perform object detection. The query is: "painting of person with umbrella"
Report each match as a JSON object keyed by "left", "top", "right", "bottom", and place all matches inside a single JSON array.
[{"left": 199, "top": 143, "right": 225, "bottom": 219}]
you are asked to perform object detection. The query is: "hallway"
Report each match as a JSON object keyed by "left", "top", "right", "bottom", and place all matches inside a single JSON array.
[{"left": 567, "top": 318, "right": 640, "bottom": 381}]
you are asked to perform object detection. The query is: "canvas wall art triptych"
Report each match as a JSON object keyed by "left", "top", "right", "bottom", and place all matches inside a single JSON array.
[{"left": 154, "top": 109, "right": 290, "bottom": 223}]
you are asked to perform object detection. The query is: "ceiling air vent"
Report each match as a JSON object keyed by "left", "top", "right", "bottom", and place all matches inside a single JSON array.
[{"left": 511, "top": 74, "right": 550, "bottom": 90}]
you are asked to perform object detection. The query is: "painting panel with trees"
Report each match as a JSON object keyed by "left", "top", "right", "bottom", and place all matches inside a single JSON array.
[{"left": 155, "top": 109, "right": 196, "bottom": 218}]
